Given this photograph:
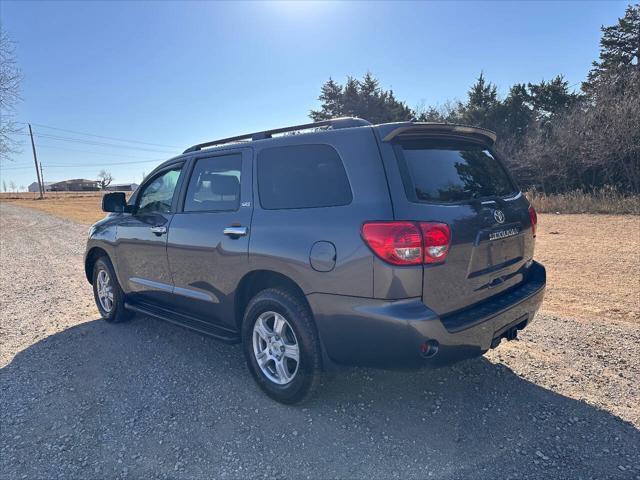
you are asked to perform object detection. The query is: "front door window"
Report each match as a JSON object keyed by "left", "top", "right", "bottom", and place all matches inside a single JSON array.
[{"left": 137, "top": 168, "right": 182, "bottom": 214}]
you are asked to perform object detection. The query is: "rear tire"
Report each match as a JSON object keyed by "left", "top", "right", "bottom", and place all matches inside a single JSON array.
[
  {"left": 92, "top": 256, "right": 133, "bottom": 323},
  {"left": 242, "top": 288, "right": 322, "bottom": 404}
]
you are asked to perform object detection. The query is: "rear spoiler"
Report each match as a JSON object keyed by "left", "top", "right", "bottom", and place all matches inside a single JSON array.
[{"left": 381, "top": 123, "right": 497, "bottom": 145}]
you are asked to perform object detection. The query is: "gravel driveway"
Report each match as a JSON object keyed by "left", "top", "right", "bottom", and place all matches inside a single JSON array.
[{"left": 1, "top": 203, "right": 639, "bottom": 479}]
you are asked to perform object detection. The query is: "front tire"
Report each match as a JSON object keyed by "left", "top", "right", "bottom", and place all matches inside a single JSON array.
[
  {"left": 92, "top": 256, "right": 132, "bottom": 323},
  {"left": 242, "top": 288, "right": 322, "bottom": 404}
]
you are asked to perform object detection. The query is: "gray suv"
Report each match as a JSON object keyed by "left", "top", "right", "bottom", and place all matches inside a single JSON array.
[{"left": 85, "top": 118, "right": 545, "bottom": 404}]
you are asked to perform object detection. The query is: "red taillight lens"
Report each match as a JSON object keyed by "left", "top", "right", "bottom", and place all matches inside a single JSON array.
[
  {"left": 361, "top": 221, "right": 451, "bottom": 266},
  {"left": 361, "top": 222, "right": 423, "bottom": 265},
  {"left": 528, "top": 206, "right": 537, "bottom": 237},
  {"left": 420, "top": 222, "right": 451, "bottom": 264}
]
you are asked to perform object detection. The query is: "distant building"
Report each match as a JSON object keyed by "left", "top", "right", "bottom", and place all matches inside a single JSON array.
[
  {"left": 49, "top": 179, "right": 100, "bottom": 192},
  {"left": 105, "top": 183, "right": 139, "bottom": 192},
  {"left": 27, "top": 179, "right": 137, "bottom": 193},
  {"left": 28, "top": 182, "right": 54, "bottom": 193}
]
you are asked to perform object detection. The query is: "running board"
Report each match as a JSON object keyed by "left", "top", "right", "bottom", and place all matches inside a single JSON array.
[{"left": 124, "top": 301, "right": 240, "bottom": 343}]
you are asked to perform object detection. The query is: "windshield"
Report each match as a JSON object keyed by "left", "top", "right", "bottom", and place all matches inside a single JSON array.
[{"left": 394, "top": 139, "right": 517, "bottom": 203}]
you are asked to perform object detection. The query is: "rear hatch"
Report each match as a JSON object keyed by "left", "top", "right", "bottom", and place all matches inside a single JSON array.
[{"left": 379, "top": 125, "right": 536, "bottom": 316}]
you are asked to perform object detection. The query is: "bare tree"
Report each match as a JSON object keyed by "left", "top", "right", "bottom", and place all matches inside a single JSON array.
[
  {"left": 0, "top": 32, "right": 22, "bottom": 161},
  {"left": 415, "top": 99, "right": 461, "bottom": 122},
  {"left": 9, "top": 180, "right": 16, "bottom": 193},
  {"left": 2, "top": 180, "right": 6, "bottom": 192},
  {"left": 514, "top": 70, "right": 640, "bottom": 194},
  {"left": 97, "top": 169, "right": 113, "bottom": 190}
]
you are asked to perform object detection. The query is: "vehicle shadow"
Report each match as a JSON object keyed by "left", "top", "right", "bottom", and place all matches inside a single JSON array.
[{"left": 1, "top": 317, "right": 638, "bottom": 480}]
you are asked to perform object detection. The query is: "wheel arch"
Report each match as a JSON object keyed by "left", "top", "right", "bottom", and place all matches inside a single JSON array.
[
  {"left": 234, "top": 270, "right": 310, "bottom": 331},
  {"left": 84, "top": 246, "right": 110, "bottom": 284}
]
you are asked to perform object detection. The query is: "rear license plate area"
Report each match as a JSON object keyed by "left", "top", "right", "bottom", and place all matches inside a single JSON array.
[
  {"left": 487, "top": 224, "right": 521, "bottom": 242},
  {"left": 472, "top": 223, "right": 524, "bottom": 268}
]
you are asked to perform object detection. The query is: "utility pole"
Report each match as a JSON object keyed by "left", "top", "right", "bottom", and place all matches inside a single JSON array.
[
  {"left": 39, "top": 162, "right": 45, "bottom": 197},
  {"left": 28, "top": 124, "right": 44, "bottom": 199}
]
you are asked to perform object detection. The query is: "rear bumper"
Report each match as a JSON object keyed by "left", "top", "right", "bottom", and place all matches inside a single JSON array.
[{"left": 308, "top": 261, "right": 545, "bottom": 368}]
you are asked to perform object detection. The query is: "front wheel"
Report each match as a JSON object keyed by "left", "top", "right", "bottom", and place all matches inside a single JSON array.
[
  {"left": 242, "top": 288, "right": 322, "bottom": 404},
  {"left": 92, "top": 256, "right": 132, "bottom": 323}
]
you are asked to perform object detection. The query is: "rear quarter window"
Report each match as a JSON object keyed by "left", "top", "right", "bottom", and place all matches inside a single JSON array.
[
  {"left": 257, "top": 144, "right": 352, "bottom": 210},
  {"left": 394, "top": 139, "right": 517, "bottom": 203}
]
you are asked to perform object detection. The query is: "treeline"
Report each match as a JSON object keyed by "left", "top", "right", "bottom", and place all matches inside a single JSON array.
[{"left": 310, "top": 4, "right": 640, "bottom": 195}]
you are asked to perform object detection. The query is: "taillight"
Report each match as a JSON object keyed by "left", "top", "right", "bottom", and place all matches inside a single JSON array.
[
  {"left": 420, "top": 222, "right": 451, "bottom": 264},
  {"left": 528, "top": 206, "right": 537, "bottom": 237},
  {"left": 361, "top": 221, "right": 451, "bottom": 266},
  {"left": 361, "top": 222, "right": 423, "bottom": 265}
]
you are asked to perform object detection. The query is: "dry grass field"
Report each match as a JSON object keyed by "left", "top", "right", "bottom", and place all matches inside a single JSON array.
[
  {"left": 1, "top": 192, "right": 638, "bottom": 324},
  {"left": 526, "top": 188, "right": 640, "bottom": 215},
  {"left": 535, "top": 214, "right": 639, "bottom": 323},
  {"left": 0, "top": 192, "right": 114, "bottom": 224}
]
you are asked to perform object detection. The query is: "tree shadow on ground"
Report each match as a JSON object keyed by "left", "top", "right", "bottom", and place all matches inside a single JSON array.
[{"left": 1, "top": 317, "right": 638, "bottom": 479}]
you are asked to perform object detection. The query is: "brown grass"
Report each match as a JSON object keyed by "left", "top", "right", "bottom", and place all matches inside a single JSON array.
[
  {"left": 0, "top": 191, "right": 105, "bottom": 200},
  {"left": 2, "top": 194, "right": 639, "bottom": 324},
  {"left": 0, "top": 192, "right": 108, "bottom": 224},
  {"left": 536, "top": 213, "right": 640, "bottom": 323},
  {"left": 526, "top": 188, "right": 640, "bottom": 215}
]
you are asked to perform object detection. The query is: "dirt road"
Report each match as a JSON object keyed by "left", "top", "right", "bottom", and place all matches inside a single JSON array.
[{"left": 1, "top": 203, "right": 638, "bottom": 479}]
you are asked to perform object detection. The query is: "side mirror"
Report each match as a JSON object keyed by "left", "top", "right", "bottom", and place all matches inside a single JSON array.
[{"left": 102, "top": 192, "right": 129, "bottom": 213}]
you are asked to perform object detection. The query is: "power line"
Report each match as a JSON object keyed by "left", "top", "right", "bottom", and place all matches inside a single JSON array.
[
  {"left": 0, "top": 152, "right": 164, "bottom": 167},
  {"left": 1, "top": 165, "right": 43, "bottom": 171},
  {"left": 45, "top": 159, "right": 164, "bottom": 167},
  {"left": 0, "top": 148, "right": 166, "bottom": 167},
  {"left": 13, "top": 142, "right": 172, "bottom": 160},
  {"left": 1, "top": 158, "right": 164, "bottom": 171},
  {"left": 16, "top": 121, "right": 181, "bottom": 149},
  {"left": 3, "top": 122, "right": 178, "bottom": 174},
  {"left": 0, "top": 141, "right": 173, "bottom": 167},
  {"left": 15, "top": 132, "right": 178, "bottom": 154}
]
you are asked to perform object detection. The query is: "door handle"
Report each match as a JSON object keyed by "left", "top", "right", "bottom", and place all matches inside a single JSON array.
[
  {"left": 223, "top": 226, "right": 248, "bottom": 237},
  {"left": 150, "top": 226, "right": 167, "bottom": 236}
]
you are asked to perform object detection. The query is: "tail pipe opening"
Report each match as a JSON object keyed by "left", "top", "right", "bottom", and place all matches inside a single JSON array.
[{"left": 419, "top": 340, "right": 440, "bottom": 358}]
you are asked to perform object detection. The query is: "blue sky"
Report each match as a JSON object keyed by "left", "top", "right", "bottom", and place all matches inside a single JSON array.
[{"left": 1, "top": 0, "right": 625, "bottom": 188}]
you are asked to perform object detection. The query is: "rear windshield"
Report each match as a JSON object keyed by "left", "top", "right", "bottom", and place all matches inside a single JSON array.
[{"left": 394, "top": 140, "right": 517, "bottom": 203}]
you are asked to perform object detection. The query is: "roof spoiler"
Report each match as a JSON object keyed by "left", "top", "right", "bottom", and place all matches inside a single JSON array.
[{"left": 381, "top": 123, "right": 497, "bottom": 145}]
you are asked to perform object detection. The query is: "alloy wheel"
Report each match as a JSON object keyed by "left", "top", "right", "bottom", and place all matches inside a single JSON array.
[
  {"left": 252, "top": 311, "right": 300, "bottom": 385},
  {"left": 96, "top": 269, "right": 114, "bottom": 313}
]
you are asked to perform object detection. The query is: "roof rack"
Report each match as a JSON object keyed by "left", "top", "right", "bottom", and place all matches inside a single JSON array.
[{"left": 183, "top": 117, "right": 371, "bottom": 154}]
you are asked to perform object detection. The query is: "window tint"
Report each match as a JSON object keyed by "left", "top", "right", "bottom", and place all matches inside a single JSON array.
[
  {"left": 184, "top": 154, "right": 242, "bottom": 212},
  {"left": 257, "top": 145, "right": 352, "bottom": 209},
  {"left": 394, "top": 140, "right": 516, "bottom": 203},
  {"left": 137, "top": 167, "right": 181, "bottom": 214}
]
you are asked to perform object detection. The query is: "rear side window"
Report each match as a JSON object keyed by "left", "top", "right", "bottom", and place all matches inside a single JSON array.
[
  {"left": 184, "top": 154, "right": 242, "bottom": 212},
  {"left": 257, "top": 144, "right": 352, "bottom": 209},
  {"left": 394, "top": 140, "right": 516, "bottom": 203}
]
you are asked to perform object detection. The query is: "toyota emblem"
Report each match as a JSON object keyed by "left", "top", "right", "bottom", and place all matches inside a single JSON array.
[{"left": 494, "top": 209, "right": 505, "bottom": 224}]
